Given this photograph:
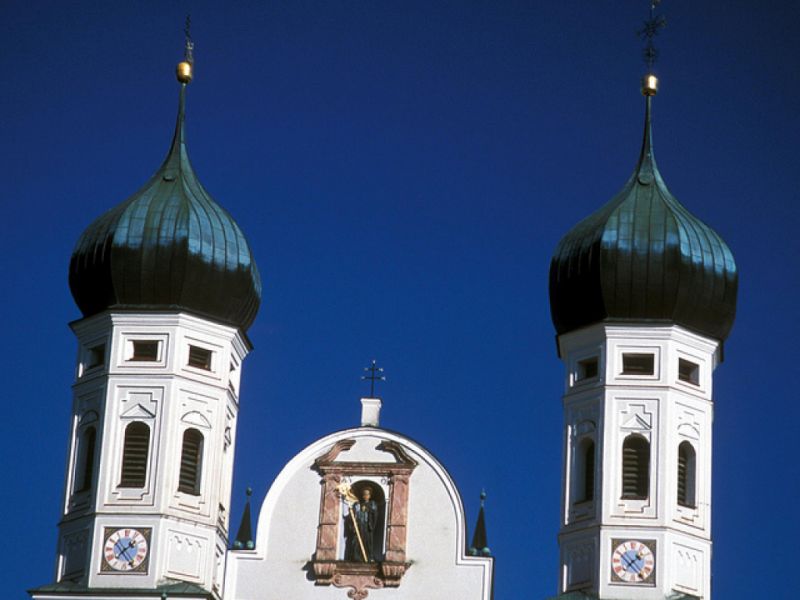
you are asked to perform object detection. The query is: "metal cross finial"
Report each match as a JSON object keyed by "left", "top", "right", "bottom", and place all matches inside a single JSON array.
[
  {"left": 637, "top": 0, "right": 666, "bottom": 70},
  {"left": 183, "top": 14, "right": 194, "bottom": 64},
  {"left": 361, "top": 360, "right": 386, "bottom": 398}
]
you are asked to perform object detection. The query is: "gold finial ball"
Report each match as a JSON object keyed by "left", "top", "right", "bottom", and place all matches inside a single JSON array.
[
  {"left": 176, "top": 61, "right": 193, "bottom": 84},
  {"left": 641, "top": 73, "right": 659, "bottom": 96}
]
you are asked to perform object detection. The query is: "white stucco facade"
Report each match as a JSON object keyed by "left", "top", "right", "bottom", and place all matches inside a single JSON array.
[
  {"left": 556, "top": 324, "right": 717, "bottom": 599},
  {"left": 49, "top": 311, "right": 249, "bottom": 596},
  {"left": 225, "top": 428, "right": 493, "bottom": 600}
]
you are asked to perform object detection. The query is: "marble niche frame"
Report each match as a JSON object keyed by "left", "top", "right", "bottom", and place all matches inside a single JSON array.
[{"left": 309, "top": 438, "right": 417, "bottom": 599}]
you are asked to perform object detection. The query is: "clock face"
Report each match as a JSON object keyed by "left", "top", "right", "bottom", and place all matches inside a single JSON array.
[
  {"left": 101, "top": 527, "right": 151, "bottom": 573},
  {"left": 611, "top": 539, "right": 656, "bottom": 584}
]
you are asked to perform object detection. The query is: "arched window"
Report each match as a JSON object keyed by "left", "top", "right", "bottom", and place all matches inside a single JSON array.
[
  {"left": 621, "top": 435, "right": 650, "bottom": 499},
  {"left": 582, "top": 440, "right": 595, "bottom": 502},
  {"left": 574, "top": 438, "right": 595, "bottom": 503},
  {"left": 75, "top": 426, "right": 97, "bottom": 492},
  {"left": 119, "top": 422, "right": 150, "bottom": 488},
  {"left": 678, "top": 441, "right": 697, "bottom": 508},
  {"left": 178, "top": 428, "right": 204, "bottom": 495}
]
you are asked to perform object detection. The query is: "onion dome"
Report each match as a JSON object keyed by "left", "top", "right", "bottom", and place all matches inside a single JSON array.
[
  {"left": 69, "top": 75, "right": 261, "bottom": 331},
  {"left": 549, "top": 86, "right": 737, "bottom": 341}
]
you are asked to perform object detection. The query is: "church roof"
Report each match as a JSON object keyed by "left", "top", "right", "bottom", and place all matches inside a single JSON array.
[
  {"left": 68, "top": 77, "right": 262, "bottom": 331},
  {"left": 549, "top": 91, "right": 738, "bottom": 342}
]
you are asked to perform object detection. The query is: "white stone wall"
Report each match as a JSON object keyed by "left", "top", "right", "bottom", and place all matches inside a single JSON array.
[
  {"left": 56, "top": 312, "right": 249, "bottom": 595},
  {"left": 556, "top": 324, "right": 717, "bottom": 599},
  {"left": 225, "top": 429, "right": 493, "bottom": 600}
]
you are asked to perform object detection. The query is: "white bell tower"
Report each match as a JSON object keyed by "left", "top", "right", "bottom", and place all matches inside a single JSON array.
[
  {"left": 556, "top": 324, "right": 719, "bottom": 599},
  {"left": 32, "top": 43, "right": 262, "bottom": 600},
  {"left": 547, "top": 68, "right": 738, "bottom": 598},
  {"left": 55, "top": 313, "right": 249, "bottom": 595}
]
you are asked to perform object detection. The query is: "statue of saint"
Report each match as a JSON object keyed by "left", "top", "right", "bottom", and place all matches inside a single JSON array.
[{"left": 343, "top": 486, "right": 379, "bottom": 562}]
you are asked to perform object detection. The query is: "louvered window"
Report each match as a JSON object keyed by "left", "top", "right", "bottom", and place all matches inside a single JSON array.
[
  {"left": 188, "top": 346, "right": 212, "bottom": 370},
  {"left": 119, "top": 422, "right": 150, "bottom": 488},
  {"left": 577, "top": 357, "right": 599, "bottom": 381},
  {"left": 75, "top": 426, "right": 96, "bottom": 492},
  {"left": 621, "top": 435, "right": 650, "bottom": 499},
  {"left": 678, "top": 441, "right": 697, "bottom": 508},
  {"left": 87, "top": 344, "right": 105, "bottom": 369},
  {"left": 178, "top": 428, "right": 204, "bottom": 495},
  {"left": 583, "top": 440, "right": 595, "bottom": 502},
  {"left": 678, "top": 359, "right": 700, "bottom": 385},
  {"left": 130, "top": 340, "right": 159, "bottom": 361},
  {"left": 622, "top": 353, "right": 654, "bottom": 375},
  {"left": 574, "top": 438, "right": 596, "bottom": 503}
]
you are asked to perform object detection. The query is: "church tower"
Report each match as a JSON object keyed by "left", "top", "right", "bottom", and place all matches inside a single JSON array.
[
  {"left": 547, "top": 65, "right": 738, "bottom": 600},
  {"left": 31, "top": 45, "right": 261, "bottom": 599}
]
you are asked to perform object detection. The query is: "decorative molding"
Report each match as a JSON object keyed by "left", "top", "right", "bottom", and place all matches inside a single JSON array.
[
  {"left": 119, "top": 402, "right": 156, "bottom": 420},
  {"left": 331, "top": 564, "right": 384, "bottom": 599},
  {"left": 312, "top": 439, "right": 356, "bottom": 470},
  {"left": 376, "top": 440, "right": 418, "bottom": 467},
  {"left": 79, "top": 410, "right": 99, "bottom": 426},
  {"left": 575, "top": 419, "right": 596, "bottom": 437},
  {"left": 310, "top": 440, "right": 416, "bottom": 596},
  {"left": 620, "top": 404, "right": 653, "bottom": 432},
  {"left": 677, "top": 406, "right": 702, "bottom": 441},
  {"left": 181, "top": 410, "right": 212, "bottom": 429}
]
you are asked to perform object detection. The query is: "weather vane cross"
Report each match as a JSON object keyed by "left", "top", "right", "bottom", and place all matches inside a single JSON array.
[
  {"left": 638, "top": 0, "right": 666, "bottom": 71},
  {"left": 183, "top": 14, "right": 194, "bottom": 64},
  {"left": 361, "top": 360, "right": 386, "bottom": 398}
]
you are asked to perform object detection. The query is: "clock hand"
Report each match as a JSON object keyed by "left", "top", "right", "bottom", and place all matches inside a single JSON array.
[
  {"left": 622, "top": 553, "right": 643, "bottom": 573},
  {"left": 620, "top": 553, "right": 634, "bottom": 569},
  {"left": 116, "top": 540, "right": 136, "bottom": 561}
]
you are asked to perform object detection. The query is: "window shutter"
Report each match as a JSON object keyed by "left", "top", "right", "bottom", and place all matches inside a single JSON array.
[
  {"left": 119, "top": 422, "right": 150, "bottom": 488},
  {"left": 583, "top": 441, "right": 595, "bottom": 502},
  {"left": 621, "top": 435, "right": 650, "bottom": 499},
  {"left": 76, "top": 427, "right": 96, "bottom": 492},
  {"left": 178, "top": 428, "right": 204, "bottom": 495},
  {"left": 678, "top": 441, "right": 696, "bottom": 507}
]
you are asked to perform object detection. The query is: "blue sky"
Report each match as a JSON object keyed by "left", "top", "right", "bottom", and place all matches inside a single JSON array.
[{"left": 2, "top": 1, "right": 798, "bottom": 598}]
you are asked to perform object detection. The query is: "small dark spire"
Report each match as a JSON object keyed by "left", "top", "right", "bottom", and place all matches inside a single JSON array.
[
  {"left": 233, "top": 487, "right": 255, "bottom": 550},
  {"left": 468, "top": 490, "right": 491, "bottom": 557}
]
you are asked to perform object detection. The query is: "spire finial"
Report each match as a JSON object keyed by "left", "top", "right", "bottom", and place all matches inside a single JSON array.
[
  {"left": 638, "top": 1, "right": 666, "bottom": 96},
  {"left": 468, "top": 489, "right": 490, "bottom": 557},
  {"left": 176, "top": 14, "right": 194, "bottom": 84},
  {"left": 361, "top": 360, "right": 386, "bottom": 398},
  {"left": 233, "top": 486, "right": 255, "bottom": 550}
]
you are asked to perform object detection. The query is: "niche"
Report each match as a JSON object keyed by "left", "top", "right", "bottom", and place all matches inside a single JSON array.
[{"left": 341, "top": 480, "right": 386, "bottom": 562}]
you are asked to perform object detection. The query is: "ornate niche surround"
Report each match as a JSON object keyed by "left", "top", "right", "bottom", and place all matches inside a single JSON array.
[{"left": 310, "top": 439, "right": 418, "bottom": 598}]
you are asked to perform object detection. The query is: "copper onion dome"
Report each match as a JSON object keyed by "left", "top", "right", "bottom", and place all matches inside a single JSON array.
[
  {"left": 549, "top": 91, "right": 737, "bottom": 342},
  {"left": 69, "top": 78, "right": 261, "bottom": 331}
]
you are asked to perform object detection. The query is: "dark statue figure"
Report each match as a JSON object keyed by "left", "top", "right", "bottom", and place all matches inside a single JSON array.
[{"left": 344, "top": 487, "right": 379, "bottom": 562}]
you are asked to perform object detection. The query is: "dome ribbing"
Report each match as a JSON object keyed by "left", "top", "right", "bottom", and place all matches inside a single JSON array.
[
  {"left": 69, "top": 84, "right": 261, "bottom": 331},
  {"left": 549, "top": 96, "right": 737, "bottom": 341}
]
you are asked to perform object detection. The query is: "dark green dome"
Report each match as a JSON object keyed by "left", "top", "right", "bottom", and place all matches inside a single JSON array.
[
  {"left": 69, "top": 84, "right": 262, "bottom": 331},
  {"left": 549, "top": 96, "right": 737, "bottom": 341}
]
